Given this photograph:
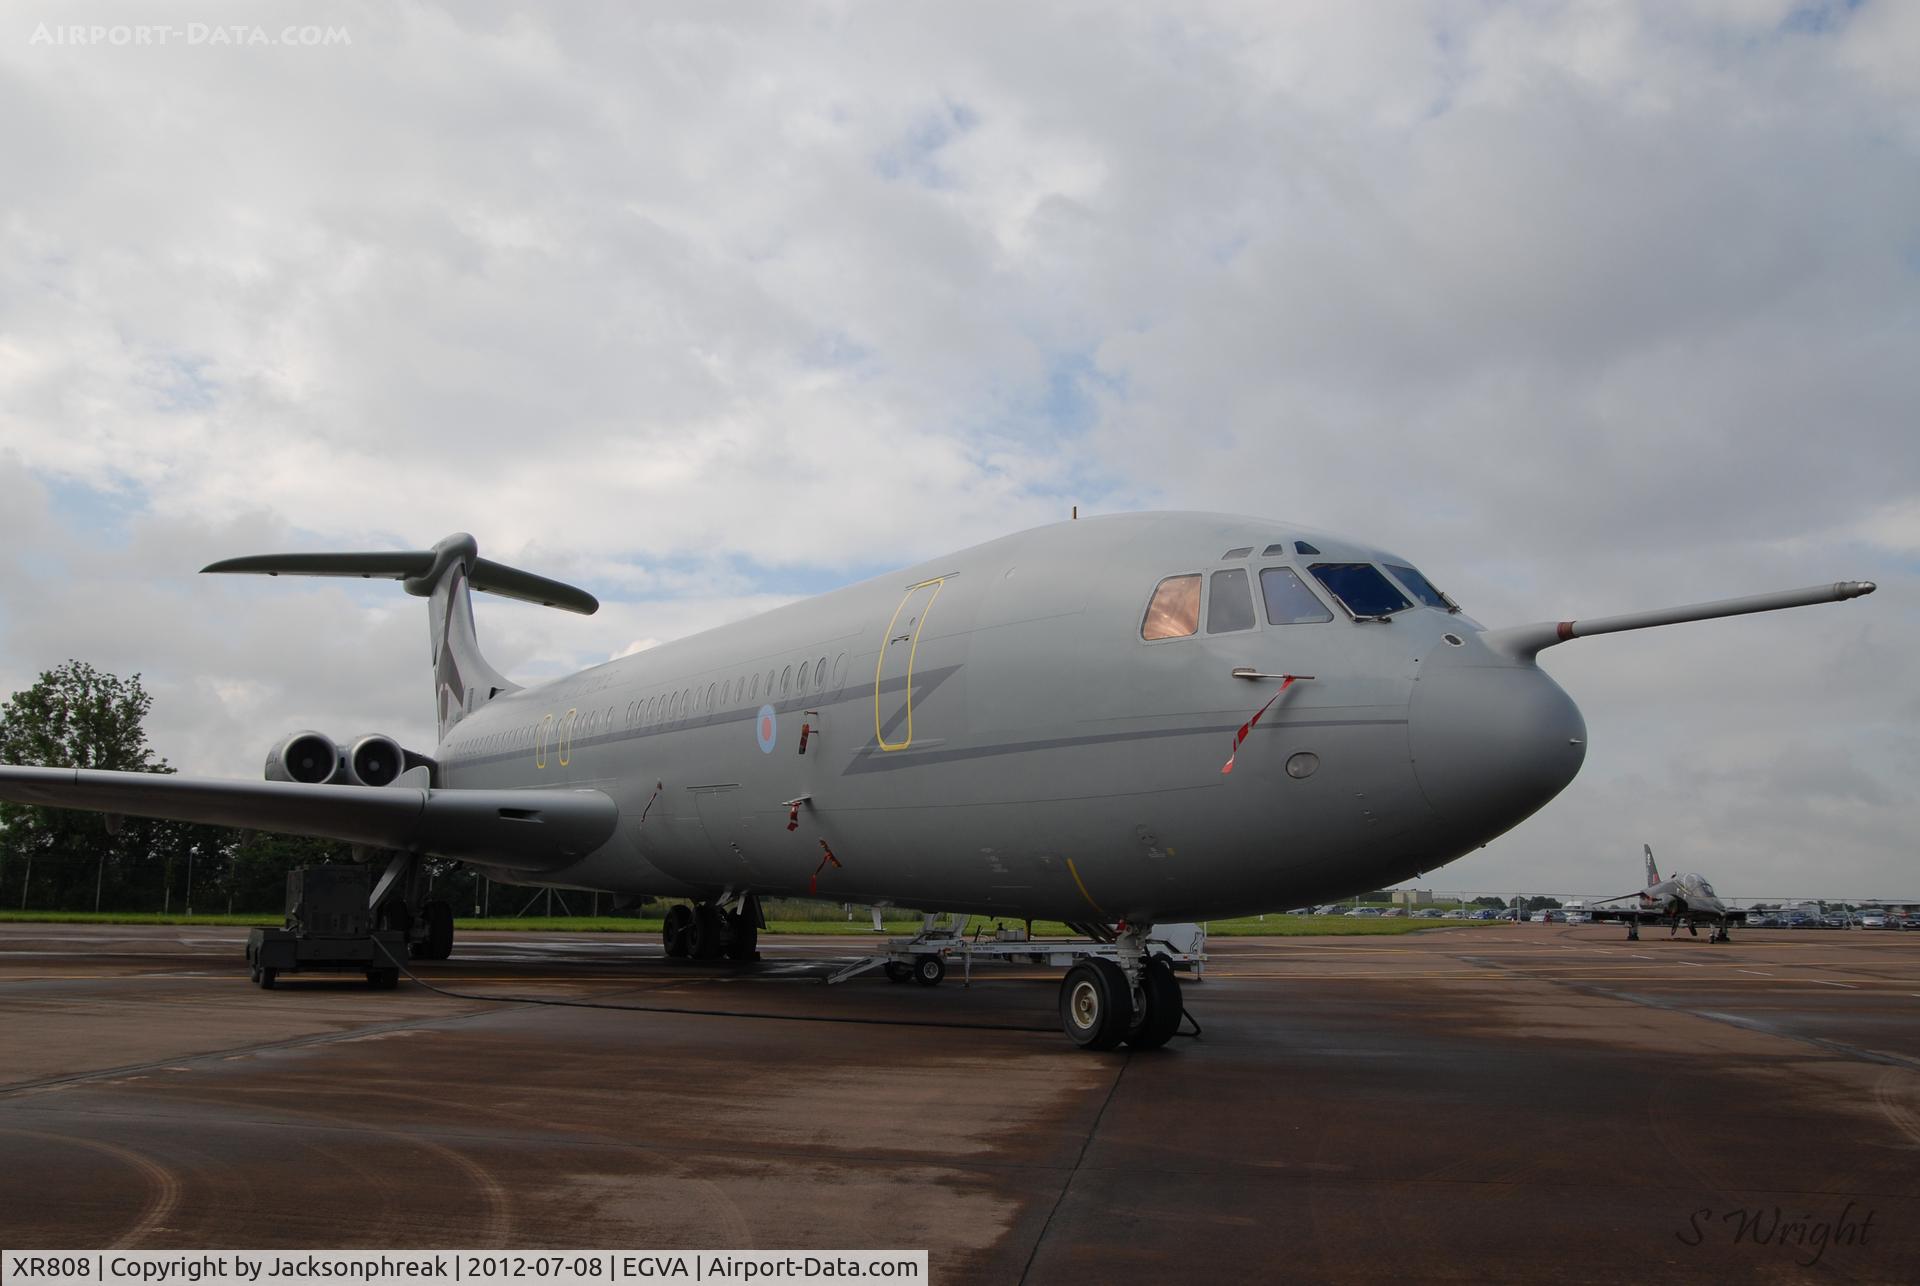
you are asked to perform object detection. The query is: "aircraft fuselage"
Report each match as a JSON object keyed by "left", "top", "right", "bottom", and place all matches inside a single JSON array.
[{"left": 437, "top": 512, "right": 1588, "bottom": 922}]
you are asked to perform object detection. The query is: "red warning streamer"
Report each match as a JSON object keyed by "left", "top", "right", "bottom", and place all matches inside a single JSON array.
[
  {"left": 787, "top": 801, "right": 801, "bottom": 832},
  {"left": 1221, "top": 675, "right": 1309, "bottom": 775},
  {"left": 809, "top": 839, "right": 843, "bottom": 895}
]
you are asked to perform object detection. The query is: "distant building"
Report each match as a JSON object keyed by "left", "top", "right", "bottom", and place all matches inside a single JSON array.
[{"left": 1392, "top": 889, "right": 1433, "bottom": 907}]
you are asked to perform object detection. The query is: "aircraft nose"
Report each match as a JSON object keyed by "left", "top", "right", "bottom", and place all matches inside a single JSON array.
[{"left": 1408, "top": 659, "right": 1587, "bottom": 840}]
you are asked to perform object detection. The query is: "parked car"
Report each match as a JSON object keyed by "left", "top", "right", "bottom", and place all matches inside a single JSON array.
[
  {"left": 1349, "top": 907, "right": 1383, "bottom": 918},
  {"left": 1860, "top": 913, "right": 1888, "bottom": 929}
]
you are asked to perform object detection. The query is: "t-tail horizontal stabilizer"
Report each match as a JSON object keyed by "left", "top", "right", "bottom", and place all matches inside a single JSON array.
[
  {"left": 1483, "top": 581, "right": 1876, "bottom": 662},
  {"left": 201, "top": 532, "right": 599, "bottom": 614},
  {"left": 204, "top": 532, "right": 598, "bottom": 737}
]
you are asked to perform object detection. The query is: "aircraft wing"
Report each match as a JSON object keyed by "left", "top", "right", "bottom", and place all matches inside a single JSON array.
[
  {"left": 1586, "top": 905, "right": 1747, "bottom": 924},
  {"left": 1586, "top": 906, "right": 1662, "bottom": 924},
  {"left": 0, "top": 766, "right": 616, "bottom": 872}
]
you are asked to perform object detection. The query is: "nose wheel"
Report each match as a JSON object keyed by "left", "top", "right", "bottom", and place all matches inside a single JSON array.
[{"left": 1057, "top": 932, "right": 1186, "bottom": 1051}]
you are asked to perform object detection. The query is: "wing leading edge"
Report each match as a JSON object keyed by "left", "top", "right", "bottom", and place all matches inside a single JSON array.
[{"left": 0, "top": 766, "right": 616, "bottom": 872}]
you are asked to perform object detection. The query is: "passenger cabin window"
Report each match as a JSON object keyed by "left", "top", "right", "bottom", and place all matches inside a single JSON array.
[
  {"left": 1206, "top": 568, "right": 1255, "bottom": 634},
  {"left": 1260, "top": 567, "right": 1333, "bottom": 624},
  {"left": 1310, "top": 563, "right": 1412, "bottom": 619},
  {"left": 1141, "top": 574, "right": 1202, "bottom": 640},
  {"left": 1385, "top": 563, "right": 1450, "bottom": 610}
]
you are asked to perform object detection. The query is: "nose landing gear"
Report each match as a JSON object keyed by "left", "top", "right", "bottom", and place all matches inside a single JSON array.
[{"left": 1059, "top": 927, "right": 1188, "bottom": 1051}]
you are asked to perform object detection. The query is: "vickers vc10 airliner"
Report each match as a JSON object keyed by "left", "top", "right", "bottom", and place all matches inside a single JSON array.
[{"left": 0, "top": 512, "right": 1876, "bottom": 1048}]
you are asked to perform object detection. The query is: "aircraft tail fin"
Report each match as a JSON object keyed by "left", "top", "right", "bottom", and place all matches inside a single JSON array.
[
  {"left": 203, "top": 533, "right": 598, "bottom": 737},
  {"left": 1644, "top": 844, "right": 1660, "bottom": 890}
]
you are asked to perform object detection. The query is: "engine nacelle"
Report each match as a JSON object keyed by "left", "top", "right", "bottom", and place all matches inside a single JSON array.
[
  {"left": 344, "top": 733, "right": 407, "bottom": 787},
  {"left": 265, "top": 730, "right": 343, "bottom": 784}
]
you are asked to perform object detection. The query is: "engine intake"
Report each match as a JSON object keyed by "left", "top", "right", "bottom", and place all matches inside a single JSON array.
[
  {"left": 346, "top": 734, "right": 407, "bottom": 788},
  {"left": 266, "top": 731, "right": 342, "bottom": 784}
]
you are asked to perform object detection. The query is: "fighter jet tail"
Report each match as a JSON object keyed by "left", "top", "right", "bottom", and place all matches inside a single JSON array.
[
  {"left": 1644, "top": 843, "right": 1660, "bottom": 890},
  {"left": 203, "top": 533, "right": 598, "bottom": 737}
]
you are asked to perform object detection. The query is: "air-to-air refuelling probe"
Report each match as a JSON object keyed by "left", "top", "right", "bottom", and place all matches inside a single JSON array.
[{"left": 0, "top": 512, "right": 1877, "bottom": 1048}]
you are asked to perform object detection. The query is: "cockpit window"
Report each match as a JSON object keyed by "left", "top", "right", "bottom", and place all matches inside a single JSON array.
[
  {"left": 1294, "top": 541, "right": 1321, "bottom": 556},
  {"left": 1207, "top": 568, "right": 1255, "bottom": 633},
  {"left": 1223, "top": 546, "right": 1253, "bottom": 559},
  {"left": 1699, "top": 879, "right": 1716, "bottom": 897},
  {"left": 1310, "top": 563, "right": 1412, "bottom": 618},
  {"left": 1141, "top": 574, "right": 1202, "bottom": 640},
  {"left": 1261, "top": 543, "right": 1288, "bottom": 556},
  {"left": 1260, "top": 567, "right": 1333, "bottom": 624},
  {"left": 1385, "top": 563, "right": 1450, "bottom": 610}
]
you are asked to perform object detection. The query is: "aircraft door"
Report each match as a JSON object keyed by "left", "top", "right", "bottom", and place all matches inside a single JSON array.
[{"left": 874, "top": 577, "right": 944, "bottom": 751}]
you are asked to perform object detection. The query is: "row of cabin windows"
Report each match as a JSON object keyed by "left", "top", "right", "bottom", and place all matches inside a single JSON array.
[
  {"left": 450, "top": 652, "right": 845, "bottom": 760},
  {"left": 623, "top": 653, "right": 840, "bottom": 730},
  {"left": 1142, "top": 561, "right": 1450, "bottom": 640}
]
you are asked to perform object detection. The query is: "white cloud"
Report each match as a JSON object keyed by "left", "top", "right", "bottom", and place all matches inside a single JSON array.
[{"left": 1, "top": 0, "right": 1914, "bottom": 898}]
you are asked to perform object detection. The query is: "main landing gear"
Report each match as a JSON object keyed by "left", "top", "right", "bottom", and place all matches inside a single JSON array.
[
  {"left": 662, "top": 896, "right": 761, "bottom": 962},
  {"left": 371, "top": 852, "right": 455, "bottom": 962}
]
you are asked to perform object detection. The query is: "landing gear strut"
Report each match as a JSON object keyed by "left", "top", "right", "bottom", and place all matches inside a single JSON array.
[{"left": 371, "top": 852, "right": 456, "bottom": 963}]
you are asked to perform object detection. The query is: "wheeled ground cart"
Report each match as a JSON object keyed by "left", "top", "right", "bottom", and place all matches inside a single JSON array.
[{"left": 245, "top": 864, "right": 407, "bottom": 989}]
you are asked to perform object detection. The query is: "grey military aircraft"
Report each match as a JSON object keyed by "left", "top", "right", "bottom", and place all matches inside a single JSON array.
[
  {"left": 1588, "top": 844, "right": 1746, "bottom": 942},
  {"left": 0, "top": 512, "right": 1877, "bottom": 1048}
]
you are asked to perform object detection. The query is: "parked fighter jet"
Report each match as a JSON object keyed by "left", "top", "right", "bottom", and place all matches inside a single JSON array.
[
  {"left": 1589, "top": 844, "right": 1747, "bottom": 942},
  {"left": 0, "top": 512, "right": 1875, "bottom": 1047}
]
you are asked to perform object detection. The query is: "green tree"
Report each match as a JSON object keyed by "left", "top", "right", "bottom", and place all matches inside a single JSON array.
[{"left": 0, "top": 661, "right": 177, "bottom": 910}]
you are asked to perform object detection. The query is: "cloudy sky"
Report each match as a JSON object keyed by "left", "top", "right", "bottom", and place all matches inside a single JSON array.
[{"left": 2, "top": 1, "right": 1914, "bottom": 901}]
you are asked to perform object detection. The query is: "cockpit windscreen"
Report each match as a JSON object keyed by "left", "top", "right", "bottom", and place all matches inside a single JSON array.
[
  {"left": 1385, "top": 564, "right": 1449, "bottom": 610},
  {"left": 1310, "top": 564, "right": 1412, "bottom": 618},
  {"left": 1259, "top": 567, "right": 1333, "bottom": 624}
]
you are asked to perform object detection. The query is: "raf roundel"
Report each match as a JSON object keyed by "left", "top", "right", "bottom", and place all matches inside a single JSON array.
[{"left": 755, "top": 704, "right": 777, "bottom": 754}]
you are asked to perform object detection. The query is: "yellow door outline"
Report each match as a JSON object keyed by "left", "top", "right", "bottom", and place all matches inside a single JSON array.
[
  {"left": 558, "top": 708, "right": 577, "bottom": 766},
  {"left": 874, "top": 577, "right": 945, "bottom": 751},
  {"left": 535, "top": 713, "right": 554, "bottom": 769}
]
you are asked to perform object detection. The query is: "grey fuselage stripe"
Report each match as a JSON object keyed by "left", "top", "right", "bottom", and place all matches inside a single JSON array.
[{"left": 447, "top": 686, "right": 1407, "bottom": 778}]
